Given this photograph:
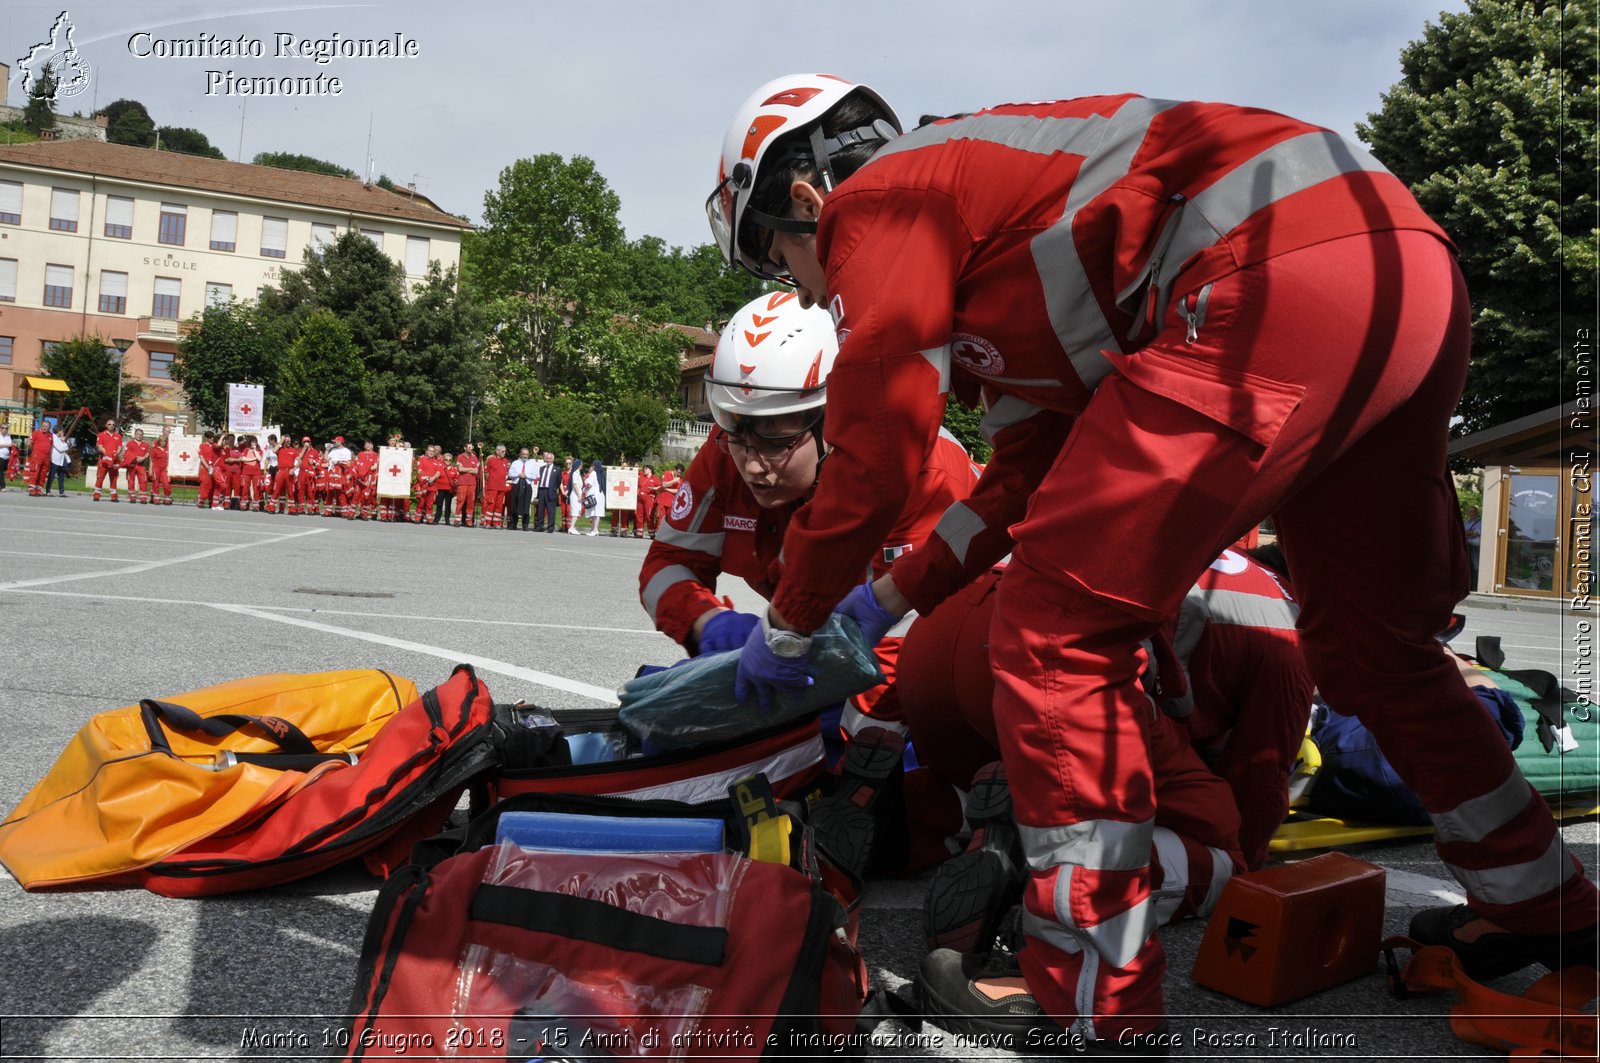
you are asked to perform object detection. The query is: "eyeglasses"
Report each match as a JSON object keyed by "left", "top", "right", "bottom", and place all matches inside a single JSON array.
[{"left": 715, "top": 428, "right": 812, "bottom": 467}]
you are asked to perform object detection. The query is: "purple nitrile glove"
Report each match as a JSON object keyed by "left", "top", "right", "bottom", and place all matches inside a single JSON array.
[
  {"left": 696, "top": 609, "right": 761, "bottom": 656},
  {"left": 733, "top": 620, "right": 813, "bottom": 711},
  {"left": 833, "top": 580, "right": 901, "bottom": 647}
]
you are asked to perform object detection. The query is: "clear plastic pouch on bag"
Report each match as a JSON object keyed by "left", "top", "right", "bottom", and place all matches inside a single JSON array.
[
  {"left": 484, "top": 844, "right": 748, "bottom": 930},
  {"left": 450, "top": 944, "right": 710, "bottom": 1061}
]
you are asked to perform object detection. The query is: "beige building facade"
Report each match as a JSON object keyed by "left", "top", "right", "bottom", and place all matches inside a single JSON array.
[{"left": 0, "top": 139, "right": 468, "bottom": 423}]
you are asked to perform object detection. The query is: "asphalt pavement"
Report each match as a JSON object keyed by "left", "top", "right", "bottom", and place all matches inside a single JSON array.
[{"left": 0, "top": 492, "right": 1593, "bottom": 1061}]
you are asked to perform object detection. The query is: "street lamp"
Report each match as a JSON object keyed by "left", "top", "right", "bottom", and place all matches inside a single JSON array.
[
  {"left": 106, "top": 345, "right": 126, "bottom": 423},
  {"left": 467, "top": 394, "right": 482, "bottom": 443}
]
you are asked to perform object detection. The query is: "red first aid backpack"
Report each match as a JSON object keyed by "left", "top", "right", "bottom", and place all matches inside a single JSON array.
[{"left": 345, "top": 789, "right": 867, "bottom": 1060}]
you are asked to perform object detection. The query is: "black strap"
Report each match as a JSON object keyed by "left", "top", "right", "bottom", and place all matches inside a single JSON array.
[
  {"left": 1475, "top": 635, "right": 1506, "bottom": 671},
  {"left": 470, "top": 884, "right": 728, "bottom": 966},
  {"left": 138, "top": 699, "right": 317, "bottom": 757},
  {"left": 856, "top": 986, "right": 923, "bottom": 1035}
]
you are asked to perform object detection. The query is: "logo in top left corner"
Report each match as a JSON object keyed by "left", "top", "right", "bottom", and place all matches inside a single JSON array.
[{"left": 16, "top": 11, "right": 93, "bottom": 104}]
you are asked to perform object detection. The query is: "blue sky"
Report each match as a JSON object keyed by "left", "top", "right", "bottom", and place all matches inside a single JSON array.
[{"left": 3, "top": 0, "right": 1467, "bottom": 250}]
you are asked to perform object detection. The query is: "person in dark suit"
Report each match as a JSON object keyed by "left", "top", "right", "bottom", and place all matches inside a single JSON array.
[{"left": 534, "top": 450, "right": 560, "bottom": 532}]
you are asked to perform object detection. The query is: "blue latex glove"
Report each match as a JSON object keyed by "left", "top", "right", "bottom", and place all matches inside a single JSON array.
[
  {"left": 733, "top": 621, "right": 813, "bottom": 711},
  {"left": 833, "top": 580, "right": 901, "bottom": 647},
  {"left": 696, "top": 609, "right": 761, "bottom": 657}
]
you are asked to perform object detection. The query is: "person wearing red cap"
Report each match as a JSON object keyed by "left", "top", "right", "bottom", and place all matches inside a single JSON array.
[{"left": 351, "top": 440, "right": 379, "bottom": 520}]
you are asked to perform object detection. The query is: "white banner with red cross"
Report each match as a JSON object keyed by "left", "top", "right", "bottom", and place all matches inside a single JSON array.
[
  {"left": 166, "top": 434, "right": 201, "bottom": 478},
  {"left": 377, "top": 446, "right": 414, "bottom": 498},
  {"left": 605, "top": 465, "right": 639, "bottom": 511},
  {"left": 227, "top": 383, "right": 265, "bottom": 433}
]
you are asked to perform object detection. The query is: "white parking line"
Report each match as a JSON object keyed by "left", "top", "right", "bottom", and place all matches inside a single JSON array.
[
  {"left": 0, "top": 527, "right": 327, "bottom": 590},
  {"left": 0, "top": 510, "right": 286, "bottom": 535},
  {"left": 209, "top": 602, "right": 621, "bottom": 704},
  {"left": 1382, "top": 868, "right": 1468, "bottom": 906},
  {"left": 0, "top": 527, "right": 241, "bottom": 545},
  {"left": 0, "top": 549, "right": 152, "bottom": 563}
]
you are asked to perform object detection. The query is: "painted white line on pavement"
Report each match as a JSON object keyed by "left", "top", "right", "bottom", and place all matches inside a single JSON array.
[
  {"left": 0, "top": 527, "right": 327, "bottom": 591},
  {"left": 0, "top": 527, "right": 241, "bottom": 545},
  {"left": 0, "top": 586, "right": 661, "bottom": 636},
  {"left": 541, "top": 546, "right": 646, "bottom": 562},
  {"left": 0, "top": 510, "right": 285, "bottom": 535},
  {"left": 0, "top": 549, "right": 152, "bottom": 563},
  {"left": 1383, "top": 868, "right": 1467, "bottom": 906},
  {"left": 209, "top": 602, "right": 622, "bottom": 704}
]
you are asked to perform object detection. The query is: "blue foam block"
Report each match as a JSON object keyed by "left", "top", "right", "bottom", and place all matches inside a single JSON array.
[{"left": 494, "top": 811, "right": 724, "bottom": 854}]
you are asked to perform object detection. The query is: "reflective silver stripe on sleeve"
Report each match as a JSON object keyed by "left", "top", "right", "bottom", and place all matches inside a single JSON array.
[
  {"left": 1446, "top": 835, "right": 1577, "bottom": 907},
  {"left": 653, "top": 523, "right": 725, "bottom": 556},
  {"left": 1433, "top": 773, "right": 1536, "bottom": 846},
  {"left": 1031, "top": 98, "right": 1183, "bottom": 389},
  {"left": 921, "top": 345, "right": 952, "bottom": 393},
  {"left": 641, "top": 564, "right": 700, "bottom": 624},
  {"left": 937, "top": 425, "right": 967, "bottom": 452},
  {"left": 875, "top": 111, "right": 1120, "bottom": 161},
  {"left": 1020, "top": 817, "right": 1154, "bottom": 873},
  {"left": 979, "top": 394, "right": 1047, "bottom": 443},
  {"left": 931, "top": 500, "right": 986, "bottom": 566},
  {"left": 1195, "top": 588, "right": 1300, "bottom": 631},
  {"left": 686, "top": 486, "right": 717, "bottom": 535}
]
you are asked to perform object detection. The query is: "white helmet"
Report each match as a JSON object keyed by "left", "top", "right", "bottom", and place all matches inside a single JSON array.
[
  {"left": 707, "top": 291, "right": 840, "bottom": 432},
  {"left": 706, "top": 73, "right": 899, "bottom": 281}
]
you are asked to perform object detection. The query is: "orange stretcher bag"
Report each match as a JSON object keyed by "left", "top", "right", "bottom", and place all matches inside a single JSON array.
[{"left": 0, "top": 668, "right": 444, "bottom": 892}]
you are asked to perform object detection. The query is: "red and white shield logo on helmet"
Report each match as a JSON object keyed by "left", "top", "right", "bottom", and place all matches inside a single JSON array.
[{"left": 951, "top": 333, "right": 1005, "bottom": 376}]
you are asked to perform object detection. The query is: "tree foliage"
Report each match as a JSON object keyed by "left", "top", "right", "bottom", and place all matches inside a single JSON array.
[
  {"left": 22, "top": 68, "right": 56, "bottom": 134},
  {"left": 623, "top": 238, "right": 769, "bottom": 328},
  {"left": 941, "top": 394, "right": 991, "bottom": 463},
  {"left": 1360, "top": 0, "right": 1596, "bottom": 432},
  {"left": 173, "top": 301, "right": 287, "bottom": 430},
  {"left": 157, "top": 125, "right": 225, "bottom": 159},
  {"left": 42, "top": 335, "right": 145, "bottom": 444},
  {"left": 253, "top": 151, "right": 357, "bottom": 179},
  {"left": 100, "top": 99, "right": 155, "bottom": 147},
  {"left": 392, "top": 263, "right": 490, "bottom": 446},
  {"left": 602, "top": 391, "right": 672, "bottom": 464},
  {"left": 478, "top": 365, "right": 602, "bottom": 458},
  {"left": 276, "top": 309, "right": 372, "bottom": 440}
]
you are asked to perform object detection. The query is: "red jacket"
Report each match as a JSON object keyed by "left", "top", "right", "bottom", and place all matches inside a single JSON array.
[
  {"left": 96, "top": 430, "right": 123, "bottom": 465},
  {"left": 454, "top": 452, "right": 480, "bottom": 486},
  {"left": 768, "top": 94, "right": 1450, "bottom": 631},
  {"left": 198, "top": 441, "right": 217, "bottom": 474},
  {"left": 640, "top": 426, "right": 979, "bottom": 648},
  {"left": 352, "top": 449, "right": 379, "bottom": 485},
  {"left": 119, "top": 439, "right": 148, "bottom": 467},
  {"left": 484, "top": 454, "right": 509, "bottom": 489},
  {"left": 636, "top": 471, "right": 661, "bottom": 508},
  {"left": 276, "top": 445, "right": 300, "bottom": 472}
]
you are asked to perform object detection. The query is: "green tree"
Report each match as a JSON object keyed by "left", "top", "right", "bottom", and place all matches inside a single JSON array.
[
  {"left": 941, "top": 394, "right": 991, "bottom": 463},
  {"left": 22, "top": 68, "right": 56, "bottom": 134},
  {"left": 173, "top": 301, "right": 287, "bottom": 430},
  {"left": 100, "top": 99, "right": 155, "bottom": 147},
  {"left": 600, "top": 391, "right": 671, "bottom": 463},
  {"left": 276, "top": 309, "right": 372, "bottom": 439},
  {"left": 42, "top": 335, "right": 146, "bottom": 445},
  {"left": 252, "top": 151, "right": 357, "bottom": 178},
  {"left": 592, "top": 315, "right": 689, "bottom": 401},
  {"left": 463, "top": 154, "right": 627, "bottom": 388},
  {"left": 392, "top": 263, "right": 490, "bottom": 445},
  {"left": 1359, "top": 0, "right": 1596, "bottom": 432},
  {"left": 157, "top": 125, "right": 225, "bottom": 159},
  {"left": 623, "top": 238, "right": 769, "bottom": 327},
  {"left": 478, "top": 366, "right": 602, "bottom": 458}
]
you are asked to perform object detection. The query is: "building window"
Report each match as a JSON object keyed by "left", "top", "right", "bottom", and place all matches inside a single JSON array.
[
  {"left": 104, "top": 195, "right": 134, "bottom": 238},
  {"left": 0, "top": 336, "right": 12, "bottom": 366},
  {"left": 152, "top": 276, "right": 181, "bottom": 319},
  {"left": 209, "top": 210, "right": 237, "bottom": 252},
  {"left": 205, "top": 282, "right": 232, "bottom": 308},
  {"left": 49, "top": 188, "right": 79, "bottom": 232},
  {"left": 149, "top": 349, "right": 175, "bottom": 379},
  {"left": 158, "top": 203, "right": 187, "bottom": 245},
  {"left": 405, "top": 236, "right": 429, "bottom": 275},
  {"left": 43, "top": 264, "right": 73, "bottom": 308},
  {"left": 0, "top": 258, "right": 15, "bottom": 302},
  {"left": 98, "top": 271, "right": 129, "bottom": 314},
  {"left": 42, "top": 341, "right": 63, "bottom": 360},
  {"left": 311, "top": 222, "right": 336, "bottom": 257},
  {"left": 261, "top": 216, "right": 287, "bottom": 258},
  {"left": 361, "top": 228, "right": 382, "bottom": 247},
  {"left": 0, "top": 181, "right": 20, "bottom": 224}
]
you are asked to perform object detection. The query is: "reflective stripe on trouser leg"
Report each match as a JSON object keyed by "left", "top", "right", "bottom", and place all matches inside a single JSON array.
[
  {"left": 989, "top": 565, "right": 1168, "bottom": 1040},
  {"left": 1148, "top": 825, "right": 1233, "bottom": 924}
]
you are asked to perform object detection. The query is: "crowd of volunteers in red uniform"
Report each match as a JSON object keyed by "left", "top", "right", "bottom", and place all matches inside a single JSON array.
[{"left": 8, "top": 417, "right": 686, "bottom": 534}]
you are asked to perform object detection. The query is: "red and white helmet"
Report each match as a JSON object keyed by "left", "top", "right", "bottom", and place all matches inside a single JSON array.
[
  {"left": 707, "top": 291, "right": 840, "bottom": 432},
  {"left": 706, "top": 73, "right": 899, "bottom": 281}
]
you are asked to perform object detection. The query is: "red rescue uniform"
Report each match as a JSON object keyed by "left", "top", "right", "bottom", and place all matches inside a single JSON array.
[
  {"left": 635, "top": 470, "right": 660, "bottom": 535},
  {"left": 482, "top": 453, "right": 509, "bottom": 528},
  {"left": 94, "top": 429, "right": 123, "bottom": 499},
  {"left": 454, "top": 452, "right": 480, "bottom": 525},
  {"left": 759, "top": 94, "right": 1588, "bottom": 1034},
  {"left": 197, "top": 441, "right": 218, "bottom": 507},
  {"left": 119, "top": 438, "right": 149, "bottom": 501},
  {"left": 352, "top": 449, "right": 379, "bottom": 519},
  {"left": 26, "top": 426, "right": 51, "bottom": 495},
  {"left": 150, "top": 442, "right": 172, "bottom": 502}
]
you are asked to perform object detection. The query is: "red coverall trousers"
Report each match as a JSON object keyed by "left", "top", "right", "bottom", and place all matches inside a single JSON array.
[
  {"left": 990, "top": 231, "right": 1594, "bottom": 1037},
  {"left": 94, "top": 458, "right": 120, "bottom": 495},
  {"left": 455, "top": 480, "right": 477, "bottom": 525},
  {"left": 150, "top": 463, "right": 171, "bottom": 500}
]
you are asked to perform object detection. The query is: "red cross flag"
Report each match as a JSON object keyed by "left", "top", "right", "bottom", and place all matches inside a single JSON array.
[
  {"left": 227, "top": 383, "right": 265, "bottom": 433},
  {"left": 377, "top": 445, "right": 414, "bottom": 498},
  {"left": 167, "top": 433, "right": 201, "bottom": 478},
  {"left": 605, "top": 465, "right": 637, "bottom": 511}
]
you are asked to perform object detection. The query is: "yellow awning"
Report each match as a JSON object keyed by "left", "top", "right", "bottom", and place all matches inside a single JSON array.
[{"left": 23, "top": 375, "right": 70, "bottom": 393}]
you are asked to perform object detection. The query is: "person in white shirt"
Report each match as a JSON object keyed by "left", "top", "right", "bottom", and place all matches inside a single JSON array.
[
  {"left": 0, "top": 427, "right": 11, "bottom": 491},
  {"left": 507, "top": 447, "right": 535, "bottom": 531},
  {"left": 47, "top": 425, "right": 72, "bottom": 496}
]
